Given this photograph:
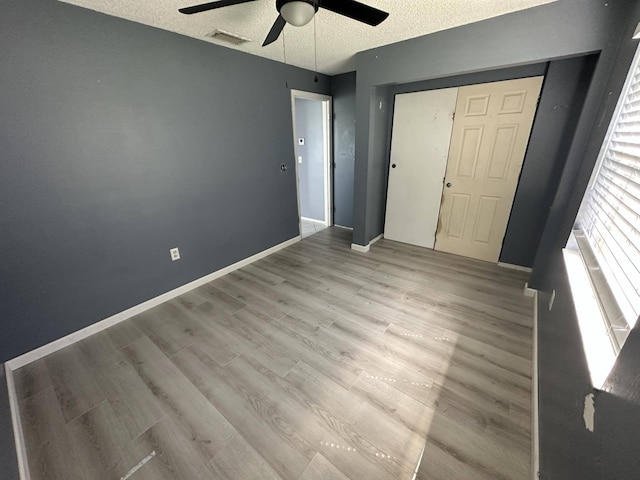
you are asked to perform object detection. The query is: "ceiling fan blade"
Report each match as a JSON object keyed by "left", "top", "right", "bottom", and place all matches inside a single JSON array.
[
  {"left": 179, "top": 0, "right": 257, "bottom": 15},
  {"left": 263, "top": 15, "right": 286, "bottom": 46},
  {"left": 318, "top": 0, "right": 388, "bottom": 26}
]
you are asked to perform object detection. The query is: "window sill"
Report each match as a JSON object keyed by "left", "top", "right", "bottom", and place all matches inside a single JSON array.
[{"left": 563, "top": 236, "right": 617, "bottom": 390}]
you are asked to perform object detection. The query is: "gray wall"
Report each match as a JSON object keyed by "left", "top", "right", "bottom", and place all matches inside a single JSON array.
[
  {"left": 0, "top": 0, "right": 330, "bottom": 363},
  {"left": 295, "top": 98, "right": 325, "bottom": 221},
  {"left": 530, "top": 1, "right": 638, "bottom": 289},
  {"left": 533, "top": 2, "right": 640, "bottom": 478},
  {"left": 538, "top": 269, "right": 640, "bottom": 479},
  {"left": 366, "top": 86, "right": 393, "bottom": 241},
  {"left": 390, "top": 63, "right": 549, "bottom": 98},
  {"left": 351, "top": 0, "right": 630, "bottom": 246},
  {"left": 331, "top": 72, "right": 356, "bottom": 228},
  {"left": 501, "top": 55, "right": 597, "bottom": 267}
]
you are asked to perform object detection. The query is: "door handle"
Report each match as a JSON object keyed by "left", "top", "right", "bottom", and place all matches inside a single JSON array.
[{"left": 446, "top": 182, "right": 452, "bottom": 188}]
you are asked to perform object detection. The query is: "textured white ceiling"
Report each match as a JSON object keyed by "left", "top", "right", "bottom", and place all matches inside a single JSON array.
[{"left": 59, "top": 0, "right": 555, "bottom": 75}]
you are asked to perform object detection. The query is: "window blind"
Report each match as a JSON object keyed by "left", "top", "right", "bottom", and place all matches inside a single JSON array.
[{"left": 577, "top": 56, "right": 640, "bottom": 332}]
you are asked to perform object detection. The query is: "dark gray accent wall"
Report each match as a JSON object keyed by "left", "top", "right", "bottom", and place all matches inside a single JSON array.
[
  {"left": 0, "top": 0, "right": 330, "bottom": 363},
  {"left": 501, "top": 55, "right": 598, "bottom": 267},
  {"left": 533, "top": 3, "right": 640, "bottom": 478},
  {"left": 389, "top": 63, "right": 548, "bottom": 97},
  {"left": 530, "top": 3, "right": 640, "bottom": 289},
  {"left": 538, "top": 266, "right": 640, "bottom": 479},
  {"left": 365, "top": 86, "right": 393, "bottom": 242},
  {"left": 295, "top": 98, "right": 325, "bottom": 221},
  {"left": 351, "top": 0, "right": 631, "bottom": 247},
  {"left": 352, "top": 85, "right": 388, "bottom": 244},
  {"left": 537, "top": 273, "right": 601, "bottom": 479},
  {"left": 331, "top": 72, "right": 356, "bottom": 228}
]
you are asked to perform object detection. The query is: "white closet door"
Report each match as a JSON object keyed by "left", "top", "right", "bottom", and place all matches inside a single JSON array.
[
  {"left": 384, "top": 88, "right": 458, "bottom": 248},
  {"left": 435, "top": 76, "right": 543, "bottom": 262}
]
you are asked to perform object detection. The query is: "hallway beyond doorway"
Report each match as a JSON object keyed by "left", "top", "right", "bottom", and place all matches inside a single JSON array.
[{"left": 301, "top": 218, "right": 328, "bottom": 238}]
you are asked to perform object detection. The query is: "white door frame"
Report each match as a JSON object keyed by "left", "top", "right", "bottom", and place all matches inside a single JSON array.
[{"left": 290, "top": 89, "right": 333, "bottom": 229}]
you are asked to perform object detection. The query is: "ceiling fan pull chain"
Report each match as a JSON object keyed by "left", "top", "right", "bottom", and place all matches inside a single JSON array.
[
  {"left": 313, "top": 7, "right": 318, "bottom": 82},
  {"left": 282, "top": 29, "right": 287, "bottom": 64}
]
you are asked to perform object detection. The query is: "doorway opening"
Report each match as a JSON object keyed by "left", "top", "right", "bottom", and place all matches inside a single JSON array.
[{"left": 291, "top": 90, "right": 333, "bottom": 239}]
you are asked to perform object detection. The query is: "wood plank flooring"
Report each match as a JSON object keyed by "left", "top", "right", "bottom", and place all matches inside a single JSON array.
[{"left": 13, "top": 227, "right": 533, "bottom": 480}]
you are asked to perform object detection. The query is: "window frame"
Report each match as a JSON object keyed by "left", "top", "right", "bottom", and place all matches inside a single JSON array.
[{"left": 566, "top": 42, "right": 640, "bottom": 389}]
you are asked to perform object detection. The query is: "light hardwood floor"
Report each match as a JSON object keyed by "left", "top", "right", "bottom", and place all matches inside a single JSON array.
[
  {"left": 13, "top": 227, "right": 533, "bottom": 480},
  {"left": 301, "top": 219, "right": 328, "bottom": 239}
]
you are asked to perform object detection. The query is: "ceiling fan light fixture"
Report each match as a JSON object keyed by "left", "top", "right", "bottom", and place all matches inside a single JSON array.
[
  {"left": 279, "top": 0, "right": 315, "bottom": 27},
  {"left": 180, "top": 0, "right": 389, "bottom": 48}
]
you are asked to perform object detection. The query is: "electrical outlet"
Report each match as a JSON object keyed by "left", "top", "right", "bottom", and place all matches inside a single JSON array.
[{"left": 170, "top": 247, "right": 180, "bottom": 261}]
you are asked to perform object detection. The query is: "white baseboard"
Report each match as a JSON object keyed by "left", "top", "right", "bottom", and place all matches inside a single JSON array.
[
  {"left": 370, "top": 233, "right": 383, "bottom": 245},
  {"left": 5, "top": 364, "right": 29, "bottom": 480},
  {"left": 5, "top": 235, "right": 301, "bottom": 372},
  {"left": 301, "top": 217, "right": 327, "bottom": 226},
  {"left": 532, "top": 290, "right": 539, "bottom": 480},
  {"left": 4, "top": 235, "right": 302, "bottom": 480},
  {"left": 350, "top": 233, "right": 383, "bottom": 253},
  {"left": 412, "top": 443, "right": 426, "bottom": 480},
  {"left": 333, "top": 224, "right": 353, "bottom": 231},
  {"left": 350, "top": 243, "right": 370, "bottom": 253},
  {"left": 498, "top": 261, "right": 532, "bottom": 273},
  {"left": 524, "top": 282, "right": 538, "bottom": 298}
]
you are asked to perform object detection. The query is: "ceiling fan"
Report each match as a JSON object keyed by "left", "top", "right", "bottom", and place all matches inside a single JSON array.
[{"left": 179, "top": 0, "right": 389, "bottom": 47}]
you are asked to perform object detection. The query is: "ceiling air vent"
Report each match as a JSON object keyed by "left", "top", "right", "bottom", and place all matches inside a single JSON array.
[{"left": 206, "top": 29, "right": 251, "bottom": 45}]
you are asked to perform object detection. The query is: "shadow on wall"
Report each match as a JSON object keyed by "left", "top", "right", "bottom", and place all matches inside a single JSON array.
[
  {"left": 537, "top": 282, "right": 601, "bottom": 479},
  {"left": 538, "top": 257, "right": 640, "bottom": 479},
  {"left": 596, "top": 320, "right": 640, "bottom": 478}
]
